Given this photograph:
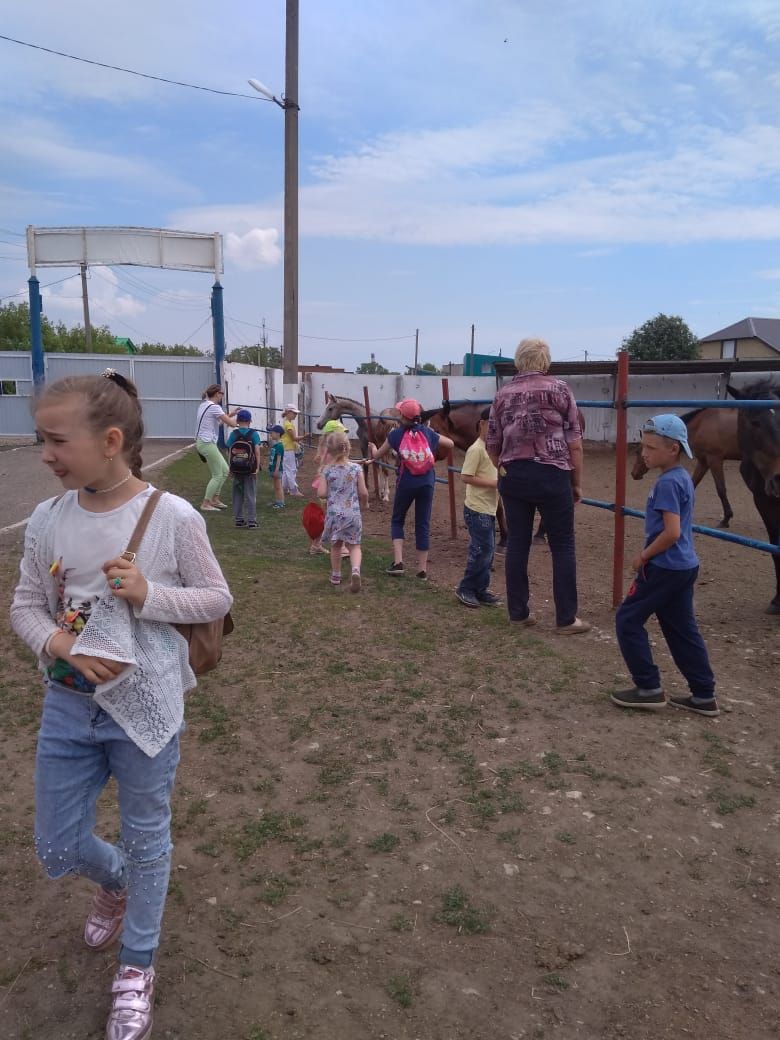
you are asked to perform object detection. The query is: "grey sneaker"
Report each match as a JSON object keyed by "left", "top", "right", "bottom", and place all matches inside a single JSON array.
[
  {"left": 456, "top": 589, "right": 480, "bottom": 608},
  {"left": 669, "top": 696, "right": 720, "bottom": 717},
  {"left": 610, "top": 687, "right": 666, "bottom": 711}
]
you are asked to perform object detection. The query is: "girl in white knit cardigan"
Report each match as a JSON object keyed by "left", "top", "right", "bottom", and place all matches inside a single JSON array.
[{"left": 10, "top": 370, "right": 232, "bottom": 1040}]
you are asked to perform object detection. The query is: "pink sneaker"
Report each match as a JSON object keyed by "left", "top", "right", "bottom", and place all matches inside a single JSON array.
[
  {"left": 106, "top": 965, "right": 155, "bottom": 1040},
  {"left": 84, "top": 887, "right": 127, "bottom": 950}
]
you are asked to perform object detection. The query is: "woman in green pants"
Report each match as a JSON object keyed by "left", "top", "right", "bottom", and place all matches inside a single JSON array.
[{"left": 195, "top": 384, "right": 239, "bottom": 512}]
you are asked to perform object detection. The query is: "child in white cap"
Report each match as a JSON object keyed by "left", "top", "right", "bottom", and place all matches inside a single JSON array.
[{"left": 281, "top": 404, "right": 303, "bottom": 496}]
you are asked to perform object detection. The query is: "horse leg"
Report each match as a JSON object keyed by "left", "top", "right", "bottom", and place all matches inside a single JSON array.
[{"left": 707, "top": 457, "right": 733, "bottom": 529}]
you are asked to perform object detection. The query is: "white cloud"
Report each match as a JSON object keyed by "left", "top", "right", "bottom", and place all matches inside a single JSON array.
[
  {"left": 224, "top": 228, "right": 280, "bottom": 269},
  {"left": 44, "top": 267, "right": 145, "bottom": 320}
]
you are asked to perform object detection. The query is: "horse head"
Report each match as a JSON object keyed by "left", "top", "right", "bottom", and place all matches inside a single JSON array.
[
  {"left": 316, "top": 392, "right": 337, "bottom": 430},
  {"left": 730, "top": 382, "right": 780, "bottom": 499},
  {"left": 631, "top": 443, "right": 648, "bottom": 480}
]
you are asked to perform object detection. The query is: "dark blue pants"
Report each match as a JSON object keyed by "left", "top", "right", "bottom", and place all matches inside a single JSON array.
[
  {"left": 615, "top": 563, "right": 715, "bottom": 697},
  {"left": 499, "top": 461, "right": 578, "bottom": 626},
  {"left": 458, "top": 506, "right": 495, "bottom": 597},
  {"left": 391, "top": 482, "right": 434, "bottom": 550}
]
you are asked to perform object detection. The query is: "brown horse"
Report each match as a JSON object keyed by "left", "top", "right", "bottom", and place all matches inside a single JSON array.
[
  {"left": 727, "top": 382, "right": 780, "bottom": 614},
  {"left": 631, "top": 407, "right": 740, "bottom": 528},
  {"left": 316, "top": 392, "right": 400, "bottom": 501}
]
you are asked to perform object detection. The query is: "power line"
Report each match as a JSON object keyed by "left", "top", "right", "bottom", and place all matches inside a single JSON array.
[
  {"left": 0, "top": 34, "right": 273, "bottom": 101},
  {"left": 182, "top": 314, "right": 213, "bottom": 345},
  {"left": 225, "top": 312, "right": 416, "bottom": 342},
  {"left": 0, "top": 227, "right": 25, "bottom": 237},
  {"left": 0, "top": 274, "right": 75, "bottom": 303}
]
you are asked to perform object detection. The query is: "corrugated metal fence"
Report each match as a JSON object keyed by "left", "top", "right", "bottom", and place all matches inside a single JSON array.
[{"left": 0, "top": 353, "right": 214, "bottom": 438}]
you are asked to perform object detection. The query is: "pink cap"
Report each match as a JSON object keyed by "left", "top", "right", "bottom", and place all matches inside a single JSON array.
[{"left": 395, "top": 398, "right": 422, "bottom": 420}]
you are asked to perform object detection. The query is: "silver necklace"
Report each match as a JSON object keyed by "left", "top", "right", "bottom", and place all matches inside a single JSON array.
[{"left": 83, "top": 472, "right": 133, "bottom": 495}]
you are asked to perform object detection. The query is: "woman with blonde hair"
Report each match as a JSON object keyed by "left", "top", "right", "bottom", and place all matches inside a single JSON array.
[{"left": 486, "top": 338, "right": 590, "bottom": 633}]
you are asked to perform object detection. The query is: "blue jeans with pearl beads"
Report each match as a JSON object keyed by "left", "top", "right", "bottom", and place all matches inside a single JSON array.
[{"left": 34, "top": 684, "right": 180, "bottom": 967}]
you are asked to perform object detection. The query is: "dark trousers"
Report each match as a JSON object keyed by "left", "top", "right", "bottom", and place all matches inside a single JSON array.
[
  {"left": 499, "top": 460, "right": 578, "bottom": 626},
  {"left": 232, "top": 474, "right": 257, "bottom": 523},
  {"left": 458, "top": 506, "right": 495, "bottom": 597},
  {"left": 615, "top": 563, "right": 715, "bottom": 697},
  {"left": 391, "top": 482, "right": 435, "bottom": 550}
]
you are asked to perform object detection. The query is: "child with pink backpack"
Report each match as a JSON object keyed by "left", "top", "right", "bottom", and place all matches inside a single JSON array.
[{"left": 370, "top": 398, "right": 454, "bottom": 581}]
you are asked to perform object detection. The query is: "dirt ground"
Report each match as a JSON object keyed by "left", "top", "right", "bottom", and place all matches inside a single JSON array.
[{"left": 0, "top": 444, "right": 778, "bottom": 1040}]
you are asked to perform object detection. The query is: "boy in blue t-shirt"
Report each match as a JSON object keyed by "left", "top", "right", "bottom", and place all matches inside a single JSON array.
[
  {"left": 611, "top": 414, "right": 718, "bottom": 717},
  {"left": 226, "top": 409, "right": 262, "bottom": 527}
]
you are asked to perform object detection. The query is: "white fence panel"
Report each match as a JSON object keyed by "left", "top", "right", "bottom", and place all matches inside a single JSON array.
[{"left": 224, "top": 362, "right": 284, "bottom": 429}]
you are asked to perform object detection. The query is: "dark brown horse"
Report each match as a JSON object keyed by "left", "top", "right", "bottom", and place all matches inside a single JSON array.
[
  {"left": 631, "top": 407, "right": 740, "bottom": 528},
  {"left": 727, "top": 382, "right": 780, "bottom": 615}
]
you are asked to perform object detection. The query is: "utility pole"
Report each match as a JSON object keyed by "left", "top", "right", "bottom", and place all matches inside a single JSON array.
[
  {"left": 469, "top": 322, "right": 475, "bottom": 373},
  {"left": 282, "top": 0, "right": 299, "bottom": 388},
  {"left": 413, "top": 328, "right": 419, "bottom": 374},
  {"left": 80, "top": 263, "right": 92, "bottom": 350}
]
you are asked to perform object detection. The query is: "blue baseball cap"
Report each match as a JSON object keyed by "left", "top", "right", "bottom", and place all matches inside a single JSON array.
[
  {"left": 642, "top": 414, "right": 693, "bottom": 458},
  {"left": 267, "top": 423, "right": 284, "bottom": 435},
  {"left": 237, "top": 409, "right": 252, "bottom": 422}
]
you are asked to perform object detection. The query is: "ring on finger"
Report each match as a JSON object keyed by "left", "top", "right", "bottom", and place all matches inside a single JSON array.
[{"left": 112, "top": 577, "right": 122, "bottom": 589}]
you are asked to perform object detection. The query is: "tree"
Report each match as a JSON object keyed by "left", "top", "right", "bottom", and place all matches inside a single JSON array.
[
  {"left": 419, "top": 362, "right": 440, "bottom": 374},
  {"left": 0, "top": 301, "right": 209, "bottom": 355},
  {"left": 138, "top": 341, "right": 206, "bottom": 357},
  {"left": 356, "top": 358, "right": 389, "bottom": 375},
  {"left": 226, "top": 344, "right": 282, "bottom": 367},
  {"left": 622, "top": 313, "right": 699, "bottom": 361}
]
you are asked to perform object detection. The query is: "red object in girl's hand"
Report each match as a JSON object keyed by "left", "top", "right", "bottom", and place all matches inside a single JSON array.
[{"left": 302, "top": 501, "right": 325, "bottom": 539}]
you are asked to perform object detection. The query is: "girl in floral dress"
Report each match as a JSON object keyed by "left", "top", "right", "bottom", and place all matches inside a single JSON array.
[{"left": 315, "top": 432, "right": 368, "bottom": 592}]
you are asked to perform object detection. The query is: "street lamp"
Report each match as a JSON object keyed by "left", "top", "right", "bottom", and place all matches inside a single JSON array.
[{"left": 249, "top": 2, "right": 300, "bottom": 390}]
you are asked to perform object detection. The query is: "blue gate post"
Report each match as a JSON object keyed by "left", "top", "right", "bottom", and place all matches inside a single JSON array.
[
  {"left": 211, "top": 281, "right": 226, "bottom": 447},
  {"left": 29, "top": 275, "right": 45, "bottom": 392}
]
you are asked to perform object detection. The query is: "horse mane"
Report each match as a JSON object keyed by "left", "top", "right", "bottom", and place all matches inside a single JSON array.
[
  {"left": 329, "top": 394, "right": 365, "bottom": 413},
  {"left": 679, "top": 408, "right": 704, "bottom": 425}
]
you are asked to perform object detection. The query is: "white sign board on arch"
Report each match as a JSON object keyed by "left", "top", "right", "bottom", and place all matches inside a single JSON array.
[{"left": 26, "top": 226, "right": 223, "bottom": 277}]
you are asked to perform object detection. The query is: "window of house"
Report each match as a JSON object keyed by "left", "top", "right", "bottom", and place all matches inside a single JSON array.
[
  {"left": 721, "top": 340, "right": 736, "bottom": 359},
  {"left": 0, "top": 379, "right": 18, "bottom": 395}
]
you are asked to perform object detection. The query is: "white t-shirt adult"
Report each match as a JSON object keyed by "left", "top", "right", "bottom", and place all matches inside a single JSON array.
[{"left": 195, "top": 400, "right": 224, "bottom": 443}]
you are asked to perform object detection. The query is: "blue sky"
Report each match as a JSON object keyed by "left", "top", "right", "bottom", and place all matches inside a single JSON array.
[{"left": 2, "top": 0, "right": 780, "bottom": 370}]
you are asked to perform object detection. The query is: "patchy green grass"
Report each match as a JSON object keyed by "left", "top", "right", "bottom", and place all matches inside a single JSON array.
[{"left": 435, "top": 886, "right": 493, "bottom": 935}]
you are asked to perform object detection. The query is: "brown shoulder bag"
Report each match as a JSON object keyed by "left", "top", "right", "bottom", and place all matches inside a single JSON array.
[{"left": 123, "top": 489, "right": 234, "bottom": 675}]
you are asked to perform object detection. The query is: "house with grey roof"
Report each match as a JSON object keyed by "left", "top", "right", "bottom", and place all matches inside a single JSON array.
[{"left": 698, "top": 318, "right": 780, "bottom": 360}]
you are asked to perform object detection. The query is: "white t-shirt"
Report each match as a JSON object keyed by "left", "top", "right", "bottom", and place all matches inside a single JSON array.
[
  {"left": 51, "top": 486, "right": 156, "bottom": 635},
  {"left": 195, "top": 400, "right": 224, "bottom": 443}
]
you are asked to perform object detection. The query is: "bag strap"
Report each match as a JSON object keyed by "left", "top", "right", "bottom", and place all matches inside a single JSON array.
[
  {"left": 122, "top": 489, "right": 164, "bottom": 562},
  {"left": 195, "top": 403, "right": 220, "bottom": 441}
]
